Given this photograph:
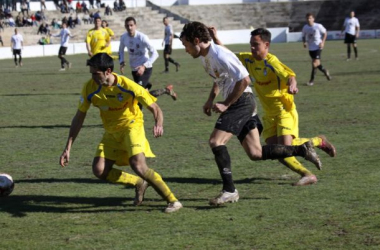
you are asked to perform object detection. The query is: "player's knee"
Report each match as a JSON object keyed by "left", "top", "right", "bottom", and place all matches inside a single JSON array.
[
  {"left": 247, "top": 151, "right": 262, "bottom": 161},
  {"left": 209, "top": 137, "right": 224, "bottom": 149}
]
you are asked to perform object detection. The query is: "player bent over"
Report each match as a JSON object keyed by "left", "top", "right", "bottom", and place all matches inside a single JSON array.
[
  {"left": 180, "top": 22, "right": 322, "bottom": 206},
  {"left": 59, "top": 53, "right": 182, "bottom": 213}
]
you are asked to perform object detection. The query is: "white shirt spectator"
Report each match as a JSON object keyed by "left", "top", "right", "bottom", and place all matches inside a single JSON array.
[
  {"left": 11, "top": 33, "right": 23, "bottom": 49},
  {"left": 302, "top": 23, "right": 327, "bottom": 51},
  {"left": 201, "top": 42, "right": 252, "bottom": 99},
  {"left": 119, "top": 30, "right": 159, "bottom": 70},
  {"left": 343, "top": 17, "right": 360, "bottom": 35}
]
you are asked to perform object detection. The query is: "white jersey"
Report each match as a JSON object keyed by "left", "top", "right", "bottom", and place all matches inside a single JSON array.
[
  {"left": 11, "top": 34, "right": 23, "bottom": 49},
  {"left": 52, "top": 28, "right": 71, "bottom": 47},
  {"left": 343, "top": 17, "right": 360, "bottom": 35},
  {"left": 201, "top": 42, "right": 252, "bottom": 100},
  {"left": 302, "top": 23, "right": 326, "bottom": 51},
  {"left": 118, "top": 30, "right": 159, "bottom": 70},
  {"left": 164, "top": 24, "right": 173, "bottom": 45}
]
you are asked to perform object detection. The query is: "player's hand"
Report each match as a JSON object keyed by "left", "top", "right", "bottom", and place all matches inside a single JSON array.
[
  {"left": 88, "top": 52, "right": 93, "bottom": 57},
  {"left": 203, "top": 100, "right": 213, "bottom": 116},
  {"left": 120, "top": 62, "right": 125, "bottom": 74},
  {"left": 319, "top": 42, "right": 324, "bottom": 49},
  {"left": 135, "top": 65, "right": 145, "bottom": 76},
  {"left": 303, "top": 43, "right": 307, "bottom": 48},
  {"left": 212, "top": 102, "right": 228, "bottom": 113},
  {"left": 288, "top": 77, "right": 298, "bottom": 94},
  {"left": 60, "top": 149, "right": 70, "bottom": 167},
  {"left": 153, "top": 125, "right": 163, "bottom": 138},
  {"left": 208, "top": 26, "right": 218, "bottom": 41}
]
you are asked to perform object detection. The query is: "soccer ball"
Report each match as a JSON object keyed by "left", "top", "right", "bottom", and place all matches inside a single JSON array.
[{"left": 0, "top": 173, "right": 14, "bottom": 197}]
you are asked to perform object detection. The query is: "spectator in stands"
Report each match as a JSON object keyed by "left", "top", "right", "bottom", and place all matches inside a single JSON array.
[
  {"left": 53, "top": 0, "right": 60, "bottom": 10},
  {"left": 105, "top": 5, "right": 112, "bottom": 16},
  {"left": 38, "top": 35, "right": 51, "bottom": 45},
  {"left": 0, "top": 20, "right": 4, "bottom": 32},
  {"left": 68, "top": 14, "right": 75, "bottom": 28},
  {"left": 96, "top": 0, "right": 101, "bottom": 9},
  {"left": 89, "top": 0, "right": 95, "bottom": 9},
  {"left": 4, "top": 7, "right": 12, "bottom": 18},
  {"left": 76, "top": 1, "right": 82, "bottom": 13},
  {"left": 30, "top": 13, "right": 38, "bottom": 26},
  {"left": 119, "top": 0, "right": 126, "bottom": 11},
  {"left": 40, "top": 0, "right": 47, "bottom": 11},
  {"left": 16, "top": 12, "right": 23, "bottom": 27},
  {"left": 11, "top": 0, "right": 16, "bottom": 11},
  {"left": 342, "top": 11, "right": 360, "bottom": 61},
  {"left": 26, "top": 0, "right": 30, "bottom": 11},
  {"left": 37, "top": 22, "right": 49, "bottom": 35},
  {"left": 74, "top": 14, "right": 81, "bottom": 26},
  {"left": 51, "top": 18, "right": 60, "bottom": 29},
  {"left": 21, "top": 1, "right": 28, "bottom": 16},
  {"left": 62, "top": 16, "right": 68, "bottom": 25},
  {"left": 25, "top": 15, "right": 33, "bottom": 26},
  {"left": 82, "top": 13, "right": 91, "bottom": 24},
  {"left": 302, "top": 13, "right": 331, "bottom": 86},
  {"left": 81, "top": 1, "right": 89, "bottom": 14},
  {"left": 113, "top": 0, "right": 119, "bottom": 11},
  {"left": 8, "top": 16, "right": 16, "bottom": 27}
]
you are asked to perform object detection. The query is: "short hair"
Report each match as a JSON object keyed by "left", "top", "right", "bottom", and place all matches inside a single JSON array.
[
  {"left": 163, "top": 17, "right": 168, "bottom": 21},
  {"left": 102, "top": 20, "right": 108, "bottom": 27},
  {"left": 94, "top": 16, "right": 101, "bottom": 22},
  {"left": 180, "top": 21, "right": 211, "bottom": 43},
  {"left": 87, "top": 53, "right": 114, "bottom": 72},
  {"left": 125, "top": 16, "right": 136, "bottom": 24},
  {"left": 251, "top": 28, "right": 271, "bottom": 43},
  {"left": 306, "top": 13, "right": 314, "bottom": 18}
]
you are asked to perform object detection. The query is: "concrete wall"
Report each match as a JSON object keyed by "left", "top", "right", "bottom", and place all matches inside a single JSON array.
[{"left": 1, "top": 27, "right": 379, "bottom": 60}]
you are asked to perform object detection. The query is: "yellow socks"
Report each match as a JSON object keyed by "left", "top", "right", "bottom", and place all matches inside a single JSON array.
[
  {"left": 143, "top": 168, "right": 177, "bottom": 203},
  {"left": 106, "top": 168, "right": 143, "bottom": 186},
  {"left": 279, "top": 157, "right": 313, "bottom": 176},
  {"left": 292, "top": 137, "right": 322, "bottom": 147}
]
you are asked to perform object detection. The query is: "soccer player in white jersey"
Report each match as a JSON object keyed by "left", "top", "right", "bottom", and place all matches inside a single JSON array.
[
  {"left": 342, "top": 11, "right": 360, "bottom": 60},
  {"left": 302, "top": 13, "right": 331, "bottom": 86},
  {"left": 119, "top": 17, "right": 177, "bottom": 100},
  {"left": 162, "top": 17, "right": 180, "bottom": 73},
  {"left": 10, "top": 28, "right": 23, "bottom": 67},
  {"left": 180, "top": 22, "right": 322, "bottom": 206},
  {"left": 51, "top": 23, "right": 75, "bottom": 71}
]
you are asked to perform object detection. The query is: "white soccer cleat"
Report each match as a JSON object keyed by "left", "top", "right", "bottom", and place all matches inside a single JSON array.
[
  {"left": 59, "top": 68, "right": 66, "bottom": 71},
  {"left": 165, "top": 201, "right": 183, "bottom": 213},
  {"left": 209, "top": 189, "right": 239, "bottom": 206},
  {"left": 293, "top": 175, "right": 318, "bottom": 186}
]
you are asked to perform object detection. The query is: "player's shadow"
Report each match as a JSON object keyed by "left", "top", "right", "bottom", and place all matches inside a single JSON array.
[{"left": 164, "top": 177, "right": 291, "bottom": 185}]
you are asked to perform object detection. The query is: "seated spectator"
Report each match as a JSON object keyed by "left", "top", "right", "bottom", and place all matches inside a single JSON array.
[
  {"left": 0, "top": 20, "right": 4, "bottom": 32},
  {"left": 51, "top": 18, "right": 60, "bottom": 29},
  {"left": 89, "top": 0, "right": 95, "bottom": 9},
  {"left": 4, "top": 8, "right": 12, "bottom": 18},
  {"left": 30, "top": 13, "right": 38, "bottom": 26},
  {"left": 82, "top": 13, "right": 90, "bottom": 24},
  {"left": 119, "top": 0, "right": 126, "bottom": 11},
  {"left": 96, "top": 0, "right": 101, "bottom": 9},
  {"left": 53, "top": 0, "right": 60, "bottom": 10},
  {"left": 113, "top": 0, "right": 119, "bottom": 11},
  {"left": 38, "top": 35, "right": 51, "bottom": 45},
  {"left": 37, "top": 22, "right": 49, "bottom": 35},
  {"left": 40, "top": 0, "right": 47, "bottom": 11},
  {"left": 74, "top": 14, "right": 81, "bottom": 26},
  {"left": 67, "top": 0, "right": 75, "bottom": 13},
  {"left": 26, "top": 15, "right": 33, "bottom": 26},
  {"left": 35, "top": 11, "right": 42, "bottom": 21},
  {"left": 105, "top": 5, "right": 112, "bottom": 16},
  {"left": 76, "top": 2, "right": 82, "bottom": 13},
  {"left": 68, "top": 14, "right": 75, "bottom": 28},
  {"left": 16, "top": 13, "right": 24, "bottom": 27},
  {"left": 0, "top": 34, "right": 3, "bottom": 46},
  {"left": 8, "top": 17, "right": 16, "bottom": 27},
  {"left": 81, "top": 1, "right": 89, "bottom": 14},
  {"left": 62, "top": 16, "right": 68, "bottom": 25},
  {"left": 21, "top": 1, "right": 29, "bottom": 16}
]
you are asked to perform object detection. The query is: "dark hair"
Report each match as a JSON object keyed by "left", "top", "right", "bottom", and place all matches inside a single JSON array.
[
  {"left": 102, "top": 20, "right": 108, "bottom": 27},
  {"left": 180, "top": 21, "right": 211, "bottom": 43},
  {"left": 251, "top": 28, "right": 271, "bottom": 43},
  {"left": 87, "top": 53, "right": 114, "bottom": 72},
  {"left": 163, "top": 17, "right": 168, "bottom": 21},
  {"left": 125, "top": 16, "right": 136, "bottom": 24},
  {"left": 306, "top": 13, "right": 314, "bottom": 18},
  {"left": 94, "top": 16, "right": 101, "bottom": 22}
]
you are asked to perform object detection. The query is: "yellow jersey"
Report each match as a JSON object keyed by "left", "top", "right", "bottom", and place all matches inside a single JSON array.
[
  {"left": 78, "top": 73, "right": 157, "bottom": 133},
  {"left": 85, "top": 28, "right": 110, "bottom": 55},
  {"left": 104, "top": 27, "right": 114, "bottom": 54},
  {"left": 236, "top": 52, "right": 296, "bottom": 115}
]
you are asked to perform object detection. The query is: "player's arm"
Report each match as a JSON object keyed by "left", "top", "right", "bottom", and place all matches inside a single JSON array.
[
  {"left": 118, "top": 37, "right": 126, "bottom": 74},
  {"left": 302, "top": 33, "right": 307, "bottom": 48},
  {"left": 341, "top": 19, "right": 347, "bottom": 33},
  {"left": 355, "top": 23, "right": 360, "bottom": 38},
  {"left": 146, "top": 103, "right": 163, "bottom": 138},
  {"left": 209, "top": 26, "right": 228, "bottom": 49},
  {"left": 60, "top": 110, "right": 87, "bottom": 167},
  {"left": 136, "top": 36, "right": 158, "bottom": 76},
  {"left": 204, "top": 81, "right": 219, "bottom": 116},
  {"left": 320, "top": 30, "right": 327, "bottom": 49},
  {"left": 213, "top": 76, "right": 251, "bottom": 113}
]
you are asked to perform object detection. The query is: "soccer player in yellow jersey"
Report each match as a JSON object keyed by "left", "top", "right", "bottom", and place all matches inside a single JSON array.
[
  {"left": 85, "top": 17, "right": 110, "bottom": 57},
  {"left": 59, "top": 53, "right": 183, "bottom": 213},
  {"left": 101, "top": 20, "right": 118, "bottom": 59},
  {"left": 210, "top": 27, "right": 336, "bottom": 186}
]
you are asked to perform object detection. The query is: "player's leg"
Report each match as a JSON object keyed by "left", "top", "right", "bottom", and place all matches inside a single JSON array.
[
  {"left": 315, "top": 50, "right": 331, "bottom": 80},
  {"left": 347, "top": 43, "right": 351, "bottom": 60},
  {"left": 353, "top": 42, "right": 358, "bottom": 59},
  {"left": 18, "top": 50, "right": 22, "bottom": 66},
  {"left": 129, "top": 153, "right": 182, "bottom": 212},
  {"left": 163, "top": 49, "right": 169, "bottom": 73},
  {"left": 13, "top": 50, "right": 18, "bottom": 66},
  {"left": 308, "top": 51, "right": 317, "bottom": 85},
  {"left": 209, "top": 128, "right": 239, "bottom": 206}
]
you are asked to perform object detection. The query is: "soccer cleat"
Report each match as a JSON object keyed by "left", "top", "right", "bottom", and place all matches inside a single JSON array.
[
  {"left": 20, "top": 62, "right": 23, "bottom": 67},
  {"left": 317, "top": 135, "right": 337, "bottom": 157},
  {"left": 324, "top": 69, "right": 332, "bottom": 81},
  {"left": 306, "top": 81, "right": 314, "bottom": 86},
  {"left": 165, "top": 201, "right": 183, "bottom": 213},
  {"left": 302, "top": 141, "right": 322, "bottom": 170},
  {"left": 133, "top": 180, "right": 149, "bottom": 206},
  {"left": 175, "top": 62, "right": 180, "bottom": 72},
  {"left": 67, "top": 62, "right": 72, "bottom": 69},
  {"left": 209, "top": 189, "right": 239, "bottom": 206},
  {"left": 59, "top": 68, "right": 66, "bottom": 71},
  {"left": 165, "top": 84, "right": 177, "bottom": 101},
  {"left": 293, "top": 175, "right": 318, "bottom": 186}
]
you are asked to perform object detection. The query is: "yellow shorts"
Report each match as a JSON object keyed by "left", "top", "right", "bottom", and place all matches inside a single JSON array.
[
  {"left": 262, "top": 109, "right": 299, "bottom": 141},
  {"left": 95, "top": 125, "right": 155, "bottom": 166}
]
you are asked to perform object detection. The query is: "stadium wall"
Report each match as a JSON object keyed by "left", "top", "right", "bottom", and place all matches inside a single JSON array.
[{"left": 1, "top": 28, "right": 379, "bottom": 60}]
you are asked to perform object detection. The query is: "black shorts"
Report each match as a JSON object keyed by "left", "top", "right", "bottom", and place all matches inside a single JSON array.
[
  {"left": 309, "top": 49, "right": 322, "bottom": 59},
  {"left": 164, "top": 45, "right": 172, "bottom": 55},
  {"left": 344, "top": 33, "right": 357, "bottom": 44},
  {"left": 13, "top": 49, "right": 21, "bottom": 56},
  {"left": 132, "top": 67, "right": 153, "bottom": 89},
  {"left": 215, "top": 92, "right": 261, "bottom": 142},
  {"left": 58, "top": 46, "right": 67, "bottom": 56},
  {"left": 237, "top": 114, "right": 263, "bottom": 144}
]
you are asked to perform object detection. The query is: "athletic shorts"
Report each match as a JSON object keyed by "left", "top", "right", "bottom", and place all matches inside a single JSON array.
[
  {"left": 215, "top": 92, "right": 262, "bottom": 143},
  {"left": 58, "top": 46, "right": 67, "bottom": 56},
  {"left": 132, "top": 67, "right": 153, "bottom": 89},
  {"left": 309, "top": 49, "right": 322, "bottom": 59},
  {"left": 13, "top": 49, "right": 21, "bottom": 56},
  {"left": 261, "top": 109, "right": 299, "bottom": 141},
  {"left": 95, "top": 125, "right": 155, "bottom": 166},
  {"left": 164, "top": 44, "right": 172, "bottom": 55},
  {"left": 344, "top": 33, "right": 357, "bottom": 44}
]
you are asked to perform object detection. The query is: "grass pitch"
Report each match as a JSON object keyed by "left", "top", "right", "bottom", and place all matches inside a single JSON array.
[{"left": 0, "top": 39, "right": 380, "bottom": 249}]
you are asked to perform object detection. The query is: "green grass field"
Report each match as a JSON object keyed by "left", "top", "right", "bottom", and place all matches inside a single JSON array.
[{"left": 0, "top": 39, "right": 379, "bottom": 250}]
